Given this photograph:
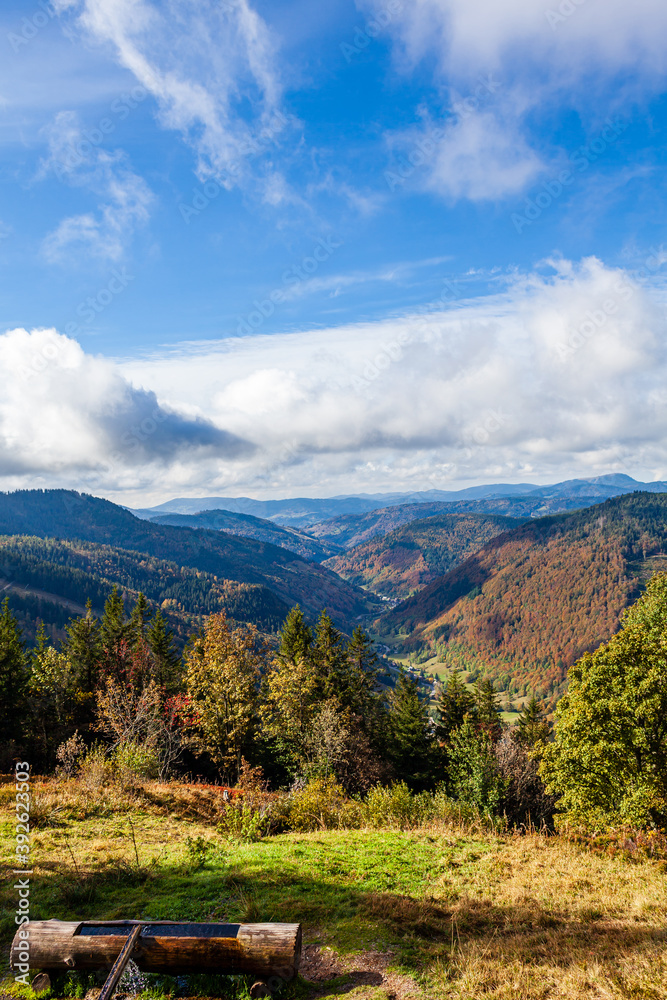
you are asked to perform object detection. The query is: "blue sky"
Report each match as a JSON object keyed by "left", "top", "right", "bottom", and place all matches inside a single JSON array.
[{"left": 1, "top": 0, "right": 667, "bottom": 503}]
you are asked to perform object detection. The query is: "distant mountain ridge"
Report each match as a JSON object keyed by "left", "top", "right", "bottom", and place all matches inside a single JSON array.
[
  {"left": 144, "top": 509, "right": 340, "bottom": 562},
  {"left": 131, "top": 475, "right": 667, "bottom": 529}
]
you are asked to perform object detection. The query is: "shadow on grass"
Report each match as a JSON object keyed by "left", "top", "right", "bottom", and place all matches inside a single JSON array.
[{"left": 4, "top": 854, "right": 666, "bottom": 998}]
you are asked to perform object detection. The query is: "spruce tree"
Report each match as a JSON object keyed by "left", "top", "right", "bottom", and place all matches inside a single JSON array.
[
  {"left": 64, "top": 600, "right": 102, "bottom": 693},
  {"left": 0, "top": 598, "right": 28, "bottom": 745},
  {"left": 436, "top": 669, "right": 475, "bottom": 743},
  {"left": 129, "top": 592, "right": 151, "bottom": 645},
  {"left": 278, "top": 605, "right": 313, "bottom": 665},
  {"left": 474, "top": 677, "right": 503, "bottom": 742},
  {"left": 517, "top": 695, "right": 549, "bottom": 749},
  {"left": 389, "top": 670, "right": 435, "bottom": 790},
  {"left": 313, "top": 610, "right": 349, "bottom": 703},
  {"left": 146, "top": 608, "right": 181, "bottom": 690},
  {"left": 100, "top": 585, "right": 128, "bottom": 653}
]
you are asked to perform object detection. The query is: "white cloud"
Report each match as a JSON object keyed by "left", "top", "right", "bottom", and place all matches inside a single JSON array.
[
  {"left": 365, "top": 0, "right": 667, "bottom": 79},
  {"left": 39, "top": 110, "right": 153, "bottom": 262},
  {"left": 56, "top": 0, "right": 288, "bottom": 186},
  {"left": 4, "top": 258, "right": 667, "bottom": 503},
  {"left": 387, "top": 108, "right": 543, "bottom": 201},
  {"left": 0, "top": 327, "right": 252, "bottom": 491},
  {"left": 365, "top": 0, "right": 667, "bottom": 203}
]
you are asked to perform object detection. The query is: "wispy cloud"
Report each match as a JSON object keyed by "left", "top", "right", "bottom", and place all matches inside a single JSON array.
[
  {"left": 39, "top": 110, "right": 152, "bottom": 262},
  {"left": 55, "top": 0, "right": 288, "bottom": 187}
]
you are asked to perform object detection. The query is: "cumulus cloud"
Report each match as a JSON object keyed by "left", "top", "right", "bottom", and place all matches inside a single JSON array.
[
  {"left": 113, "top": 257, "right": 667, "bottom": 498},
  {"left": 39, "top": 110, "right": 153, "bottom": 262},
  {"left": 4, "top": 258, "right": 666, "bottom": 502},
  {"left": 365, "top": 0, "right": 667, "bottom": 203},
  {"left": 0, "top": 327, "right": 252, "bottom": 491},
  {"left": 55, "top": 0, "right": 288, "bottom": 187}
]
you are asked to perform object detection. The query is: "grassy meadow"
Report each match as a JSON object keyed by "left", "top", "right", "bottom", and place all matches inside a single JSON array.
[{"left": 2, "top": 776, "right": 666, "bottom": 1000}]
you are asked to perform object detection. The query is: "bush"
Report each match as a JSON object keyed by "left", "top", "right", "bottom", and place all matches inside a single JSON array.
[
  {"left": 112, "top": 742, "right": 160, "bottom": 782},
  {"left": 217, "top": 799, "right": 270, "bottom": 842},
  {"left": 283, "top": 777, "right": 360, "bottom": 832},
  {"left": 55, "top": 731, "right": 86, "bottom": 777},
  {"left": 362, "top": 781, "right": 435, "bottom": 830},
  {"left": 79, "top": 745, "right": 114, "bottom": 791}
]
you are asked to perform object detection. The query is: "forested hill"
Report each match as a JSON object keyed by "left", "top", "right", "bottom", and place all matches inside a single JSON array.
[
  {"left": 0, "top": 490, "right": 378, "bottom": 626},
  {"left": 141, "top": 508, "right": 340, "bottom": 562},
  {"left": 324, "top": 512, "right": 525, "bottom": 599},
  {"left": 379, "top": 492, "right": 667, "bottom": 703},
  {"left": 0, "top": 535, "right": 290, "bottom": 643}
]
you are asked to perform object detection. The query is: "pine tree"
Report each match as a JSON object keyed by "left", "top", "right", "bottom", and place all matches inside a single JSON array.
[
  {"left": 436, "top": 669, "right": 475, "bottom": 743},
  {"left": 64, "top": 600, "right": 102, "bottom": 693},
  {"left": 475, "top": 677, "right": 503, "bottom": 742},
  {"left": 146, "top": 608, "right": 181, "bottom": 690},
  {"left": 129, "top": 592, "right": 151, "bottom": 645},
  {"left": 517, "top": 695, "right": 549, "bottom": 749},
  {"left": 278, "top": 605, "right": 313, "bottom": 665},
  {"left": 312, "top": 610, "right": 349, "bottom": 704},
  {"left": 389, "top": 670, "right": 435, "bottom": 790},
  {"left": 0, "top": 598, "right": 28, "bottom": 745},
  {"left": 100, "top": 585, "right": 128, "bottom": 653}
]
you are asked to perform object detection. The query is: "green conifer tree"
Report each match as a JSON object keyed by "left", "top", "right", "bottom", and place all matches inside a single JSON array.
[
  {"left": 388, "top": 670, "right": 435, "bottom": 790},
  {"left": 312, "top": 610, "right": 349, "bottom": 703},
  {"left": 146, "top": 608, "right": 181, "bottom": 690},
  {"left": 0, "top": 598, "right": 28, "bottom": 746},
  {"left": 436, "top": 669, "right": 476, "bottom": 743},
  {"left": 129, "top": 592, "right": 151, "bottom": 644},
  {"left": 517, "top": 695, "right": 550, "bottom": 749},
  {"left": 278, "top": 605, "right": 313, "bottom": 665},
  {"left": 64, "top": 600, "right": 102, "bottom": 694},
  {"left": 474, "top": 677, "right": 503, "bottom": 742},
  {"left": 100, "top": 585, "right": 128, "bottom": 653}
]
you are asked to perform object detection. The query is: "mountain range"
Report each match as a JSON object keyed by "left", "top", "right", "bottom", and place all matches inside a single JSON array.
[
  {"left": 0, "top": 491, "right": 377, "bottom": 636},
  {"left": 130, "top": 474, "right": 667, "bottom": 529},
  {"left": 378, "top": 492, "right": 667, "bottom": 705}
]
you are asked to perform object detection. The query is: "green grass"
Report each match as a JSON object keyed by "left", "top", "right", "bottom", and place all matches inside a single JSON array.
[{"left": 2, "top": 779, "right": 667, "bottom": 999}]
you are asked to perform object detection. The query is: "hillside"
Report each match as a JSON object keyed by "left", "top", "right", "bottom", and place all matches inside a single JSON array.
[
  {"left": 0, "top": 491, "right": 378, "bottom": 626},
  {"left": 379, "top": 492, "right": 667, "bottom": 704},
  {"left": 324, "top": 511, "right": 525, "bottom": 599},
  {"left": 0, "top": 534, "right": 291, "bottom": 644},
  {"left": 141, "top": 508, "right": 339, "bottom": 561},
  {"left": 308, "top": 494, "right": 628, "bottom": 549}
]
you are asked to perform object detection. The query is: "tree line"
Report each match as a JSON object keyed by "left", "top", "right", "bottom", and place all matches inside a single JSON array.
[{"left": 1, "top": 571, "right": 665, "bottom": 831}]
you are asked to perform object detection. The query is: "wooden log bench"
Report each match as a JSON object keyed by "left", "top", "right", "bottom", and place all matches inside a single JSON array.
[{"left": 11, "top": 920, "right": 302, "bottom": 998}]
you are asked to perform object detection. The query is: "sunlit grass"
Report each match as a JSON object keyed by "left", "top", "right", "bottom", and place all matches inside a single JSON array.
[{"left": 2, "top": 777, "right": 666, "bottom": 999}]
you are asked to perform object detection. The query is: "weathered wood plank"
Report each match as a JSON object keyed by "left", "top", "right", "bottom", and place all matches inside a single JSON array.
[{"left": 10, "top": 921, "right": 302, "bottom": 978}]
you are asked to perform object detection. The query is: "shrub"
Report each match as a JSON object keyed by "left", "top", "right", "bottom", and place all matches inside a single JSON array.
[
  {"left": 112, "top": 742, "right": 160, "bottom": 782},
  {"left": 217, "top": 799, "right": 270, "bottom": 842},
  {"left": 55, "top": 731, "right": 87, "bottom": 777},
  {"left": 362, "top": 781, "right": 435, "bottom": 830},
  {"left": 79, "top": 745, "right": 114, "bottom": 791},
  {"left": 283, "top": 777, "right": 360, "bottom": 832}
]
